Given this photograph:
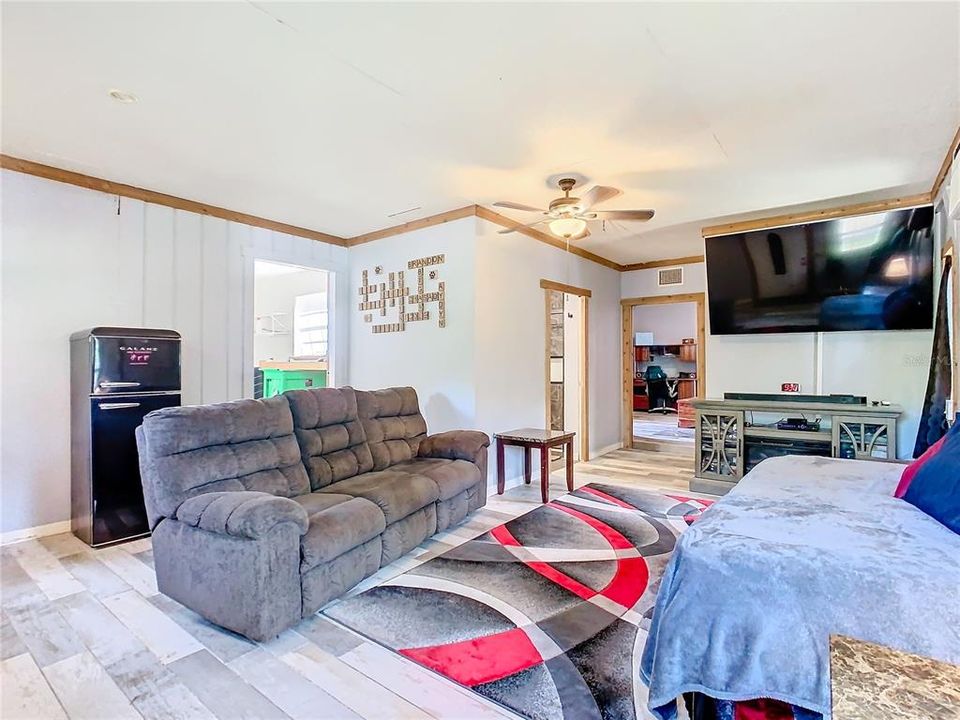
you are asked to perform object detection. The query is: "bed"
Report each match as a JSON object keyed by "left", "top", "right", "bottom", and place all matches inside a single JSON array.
[{"left": 640, "top": 455, "right": 960, "bottom": 719}]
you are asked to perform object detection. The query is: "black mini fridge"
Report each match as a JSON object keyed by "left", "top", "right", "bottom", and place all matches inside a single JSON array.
[{"left": 70, "top": 327, "right": 181, "bottom": 547}]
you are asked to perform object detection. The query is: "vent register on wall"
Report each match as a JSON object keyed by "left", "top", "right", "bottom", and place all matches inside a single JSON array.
[{"left": 70, "top": 328, "right": 181, "bottom": 547}]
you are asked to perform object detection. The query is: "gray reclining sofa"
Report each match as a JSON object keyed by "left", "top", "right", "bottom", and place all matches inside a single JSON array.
[{"left": 135, "top": 386, "right": 489, "bottom": 641}]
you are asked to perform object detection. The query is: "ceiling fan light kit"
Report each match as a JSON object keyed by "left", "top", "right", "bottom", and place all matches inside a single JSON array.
[
  {"left": 494, "top": 177, "right": 654, "bottom": 240},
  {"left": 549, "top": 217, "right": 587, "bottom": 238}
]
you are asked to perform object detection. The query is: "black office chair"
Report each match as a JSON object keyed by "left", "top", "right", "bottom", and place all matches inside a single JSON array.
[{"left": 645, "top": 366, "right": 678, "bottom": 413}]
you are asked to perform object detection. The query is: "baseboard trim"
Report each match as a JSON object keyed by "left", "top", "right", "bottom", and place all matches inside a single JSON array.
[
  {"left": 485, "top": 441, "right": 625, "bottom": 498},
  {"left": 591, "top": 442, "right": 623, "bottom": 458},
  {"left": 0, "top": 520, "right": 71, "bottom": 546}
]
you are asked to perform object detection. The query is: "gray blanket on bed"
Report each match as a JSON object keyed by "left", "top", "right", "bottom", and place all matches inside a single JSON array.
[{"left": 640, "top": 456, "right": 960, "bottom": 719}]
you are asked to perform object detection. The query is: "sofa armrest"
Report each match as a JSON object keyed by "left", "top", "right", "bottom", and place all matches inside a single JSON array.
[
  {"left": 175, "top": 491, "right": 309, "bottom": 540},
  {"left": 419, "top": 430, "right": 491, "bottom": 463}
]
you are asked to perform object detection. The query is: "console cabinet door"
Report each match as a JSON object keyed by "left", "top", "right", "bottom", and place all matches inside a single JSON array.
[
  {"left": 832, "top": 416, "right": 897, "bottom": 460},
  {"left": 695, "top": 410, "right": 744, "bottom": 481}
]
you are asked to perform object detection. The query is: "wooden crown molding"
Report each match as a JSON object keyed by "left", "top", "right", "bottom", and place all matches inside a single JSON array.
[
  {"left": 700, "top": 193, "right": 932, "bottom": 238},
  {"left": 0, "top": 155, "right": 626, "bottom": 270},
  {"left": 0, "top": 154, "right": 348, "bottom": 246},
  {"left": 931, "top": 124, "right": 960, "bottom": 200},
  {"left": 620, "top": 255, "right": 704, "bottom": 272},
  {"left": 474, "top": 206, "right": 623, "bottom": 271},
  {"left": 539, "top": 278, "right": 592, "bottom": 298},
  {"left": 347, "top": 204, "right": 625, "bottom": 271},
  {"left": 346, "top": 206, "right": 477, "bottom": 246}
]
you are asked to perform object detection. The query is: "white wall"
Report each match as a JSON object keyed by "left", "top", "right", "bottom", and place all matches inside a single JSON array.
[
  {"left": 474, "top": 218, "right": 623, "bottom": 484},
  {"left": 345, "top": 217, "right": 623, "bottom": 488},
  {"left": 621, "top": 257, "right": 936, "bottom": 457},
  {"left": 0, "top": 170, "right": 348, "bottom": 534},
  {"left": 348, "top": 218, "right": 478, "bottom": 432},
  {"left": 622, "top": 262, "right": 707, "bottom": 299},
  {"left": 253, "top": 267, "right": 328, "bottom": 363},
  {"left": 632, "top": 302, "right": 697, "bottom": 345}
]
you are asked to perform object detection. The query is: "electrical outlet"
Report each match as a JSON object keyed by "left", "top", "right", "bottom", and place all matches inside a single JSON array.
[{"left": 903, "top": 353, "right": 927, "bottom": 368}]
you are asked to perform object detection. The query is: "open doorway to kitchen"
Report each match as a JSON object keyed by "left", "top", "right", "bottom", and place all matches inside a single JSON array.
[
  {"left": 621, "top": 293, "right": 706, "bottom": 454},
  {"left": 252, "top": 260, "right": 331, "bottom": 398},
  {"left": 543, "top": 280, "right": 590, "bottom": 466}
]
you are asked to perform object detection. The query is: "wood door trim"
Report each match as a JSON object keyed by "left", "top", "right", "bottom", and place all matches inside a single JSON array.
[
  {"left": 539, "top": 279, "right": 592, "bottom": 297},
  {"left": 620, "top": 255, "right": 704, "bottom": 272},
  {"left": 621, "top": 292, "right": 704, "bottom": 306},
  {"left": 700, "top": 193, "right": 932, "bottom": 238},
  {"left": 0, "top": 154, "right": 349, "bottom": 246},
  {"left": 544, "top": 290, "right": 591, "bottom": 463},
  {"left": 581, "top": 296, "right": 590, "bottom": 462},
  {"left": 931, "top": 124, "right": 960, "bottom": 199},
  {"left": 621, "top": 292, "right": 707, "bottom": 447},
  {"left": 544, "top": 289, "right": 552, "bottom": 433}
]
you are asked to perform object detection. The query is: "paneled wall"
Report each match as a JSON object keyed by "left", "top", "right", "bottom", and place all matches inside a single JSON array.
[{"left": 0, "top": 170, "right": 348, "bottom": 534}]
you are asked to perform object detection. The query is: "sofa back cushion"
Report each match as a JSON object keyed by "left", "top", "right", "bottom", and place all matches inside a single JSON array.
[
  {"left": 356, "top": 387, "right": 428, "bottom": 470},
  {"left": 285, "top": 387, "right": 374, "bottom": 490},
  {"left": 137, "top": 395, "right": 309, "bottom": 529}
]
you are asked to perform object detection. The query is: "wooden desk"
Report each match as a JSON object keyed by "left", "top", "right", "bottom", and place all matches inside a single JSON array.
[{"left": 494, "top": 428, "right": 575, "bottom": 503}]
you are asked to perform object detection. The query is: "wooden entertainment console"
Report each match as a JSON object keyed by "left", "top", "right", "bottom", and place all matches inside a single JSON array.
[{"left": 690, "top": 397, "right": 903, "bottom": 495}]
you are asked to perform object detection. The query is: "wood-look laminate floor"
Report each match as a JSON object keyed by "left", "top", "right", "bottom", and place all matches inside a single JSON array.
[{"left": 1, "top": 449, "right": 703, "bottom": 720}]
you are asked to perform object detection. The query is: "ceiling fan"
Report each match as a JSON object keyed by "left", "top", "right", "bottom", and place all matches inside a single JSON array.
[{"left": 493, "top": 178, "right": 655, "bottom": 239}]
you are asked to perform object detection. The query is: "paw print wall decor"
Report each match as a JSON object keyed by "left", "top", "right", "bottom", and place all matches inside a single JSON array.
[{"left": 359, "top": 254, "right": 446, "bottom": 333}]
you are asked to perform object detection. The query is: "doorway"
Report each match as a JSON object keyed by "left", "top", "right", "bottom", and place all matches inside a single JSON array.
[
  {"left": 621, "top": 293, "right": 706, "bottom": 451},
  {"left": 252, "top": 260, "right": 331, "bottom": 398},
  {"left": 543, "top": 279, "right": 590, "bottom": 465}
]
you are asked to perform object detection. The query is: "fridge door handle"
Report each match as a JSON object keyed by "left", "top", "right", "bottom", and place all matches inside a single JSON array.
[
  {"left": 99, "top": 381, "right": 142, "bottom": 388},
  {"left": 98, "top": 402, "right": 141, "bottom": 410}
]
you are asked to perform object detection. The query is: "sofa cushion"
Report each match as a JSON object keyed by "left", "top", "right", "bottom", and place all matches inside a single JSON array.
[
  {"left": 285, "top": 387, "right": 374, "bottom": 490},
  {"left": 356, "top": 387, "right": 428, "bottom": 471},
  {"left": 391, "top": 458, "right": 481, "bottom": 501},
  {"left": 318, "top": 470, "right": 438, "bottom": 524},
  {"left": 299, "top": 495, "right": 386, "bottom": 572},
  {"left": 902, "top": 420, "right": 960, "bottom": 534},
  {"left": 176, "top": 491, "right": 309, "bottom": 539},
  {"left": 418, "top": 431, "right": 490, "bottom": 463},
  {"left": 137, "top": 395, "right": 310, "bottom": 528}
]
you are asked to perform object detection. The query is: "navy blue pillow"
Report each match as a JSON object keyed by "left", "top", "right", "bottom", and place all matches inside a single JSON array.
[{"left": 903, "top": 419, "right": 960, "bottom": 534}]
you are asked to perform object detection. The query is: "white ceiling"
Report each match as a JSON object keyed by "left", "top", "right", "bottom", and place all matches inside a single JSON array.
[{"left": 2, "top": 2, "right": 958, "bottom": 263}]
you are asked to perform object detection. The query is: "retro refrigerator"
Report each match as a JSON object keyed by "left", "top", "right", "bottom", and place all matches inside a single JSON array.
[{"left": 70, "top": 327, "right": 181, "bottom": 547}]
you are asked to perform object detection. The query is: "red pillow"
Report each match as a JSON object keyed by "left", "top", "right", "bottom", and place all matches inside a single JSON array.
[{"left": 895, "top": 435, "right": 946, "bottom": 498}]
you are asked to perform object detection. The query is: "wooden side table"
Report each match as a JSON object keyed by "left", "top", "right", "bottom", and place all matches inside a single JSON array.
[{"left": 494, "top": 428, "right": 575, "bottom": 503}]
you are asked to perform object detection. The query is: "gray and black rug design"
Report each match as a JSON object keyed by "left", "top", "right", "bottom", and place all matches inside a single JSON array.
[{"left": 324, "top": 483, "right": 712, "bottom": 720}]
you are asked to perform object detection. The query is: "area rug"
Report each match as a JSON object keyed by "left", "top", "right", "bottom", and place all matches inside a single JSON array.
[{"left": 324, "top": 483, "right": 713, "bottom": 720}]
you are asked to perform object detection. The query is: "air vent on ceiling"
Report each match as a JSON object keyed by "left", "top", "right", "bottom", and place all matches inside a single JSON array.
[{"left": 658, "top": 267, "right": 683, "bottom": 287}]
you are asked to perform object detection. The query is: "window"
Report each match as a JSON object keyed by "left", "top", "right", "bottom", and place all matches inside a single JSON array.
[{"left": 293, "top": 292, "right": 328, "bottom": 359}]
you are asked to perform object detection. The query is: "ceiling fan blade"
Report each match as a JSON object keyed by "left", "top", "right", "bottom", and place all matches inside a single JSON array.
[
  {"left": 497, "top": 217, "right": 547, "bottom": 234},
  {"left": 493, "top": 201, "right": 546, "bottom": 212},
  {"left": 580, "top": 185, "right": 622, "bottom": 210},
  {"left": 576, "top": 226, "right": 592, "bottom": 240},
  {"left": 594, "top": 209, "right": 655, "bottom": 221}
]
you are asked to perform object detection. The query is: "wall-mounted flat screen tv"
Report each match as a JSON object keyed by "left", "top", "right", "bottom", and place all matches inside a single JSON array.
[{"left": 705, "top": 206, "right": 935, "bottom": 335}]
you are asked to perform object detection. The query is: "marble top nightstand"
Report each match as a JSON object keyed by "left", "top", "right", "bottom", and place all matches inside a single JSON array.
[{"left": 830, "top": 634, "right": 960, "bottom": 720}]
